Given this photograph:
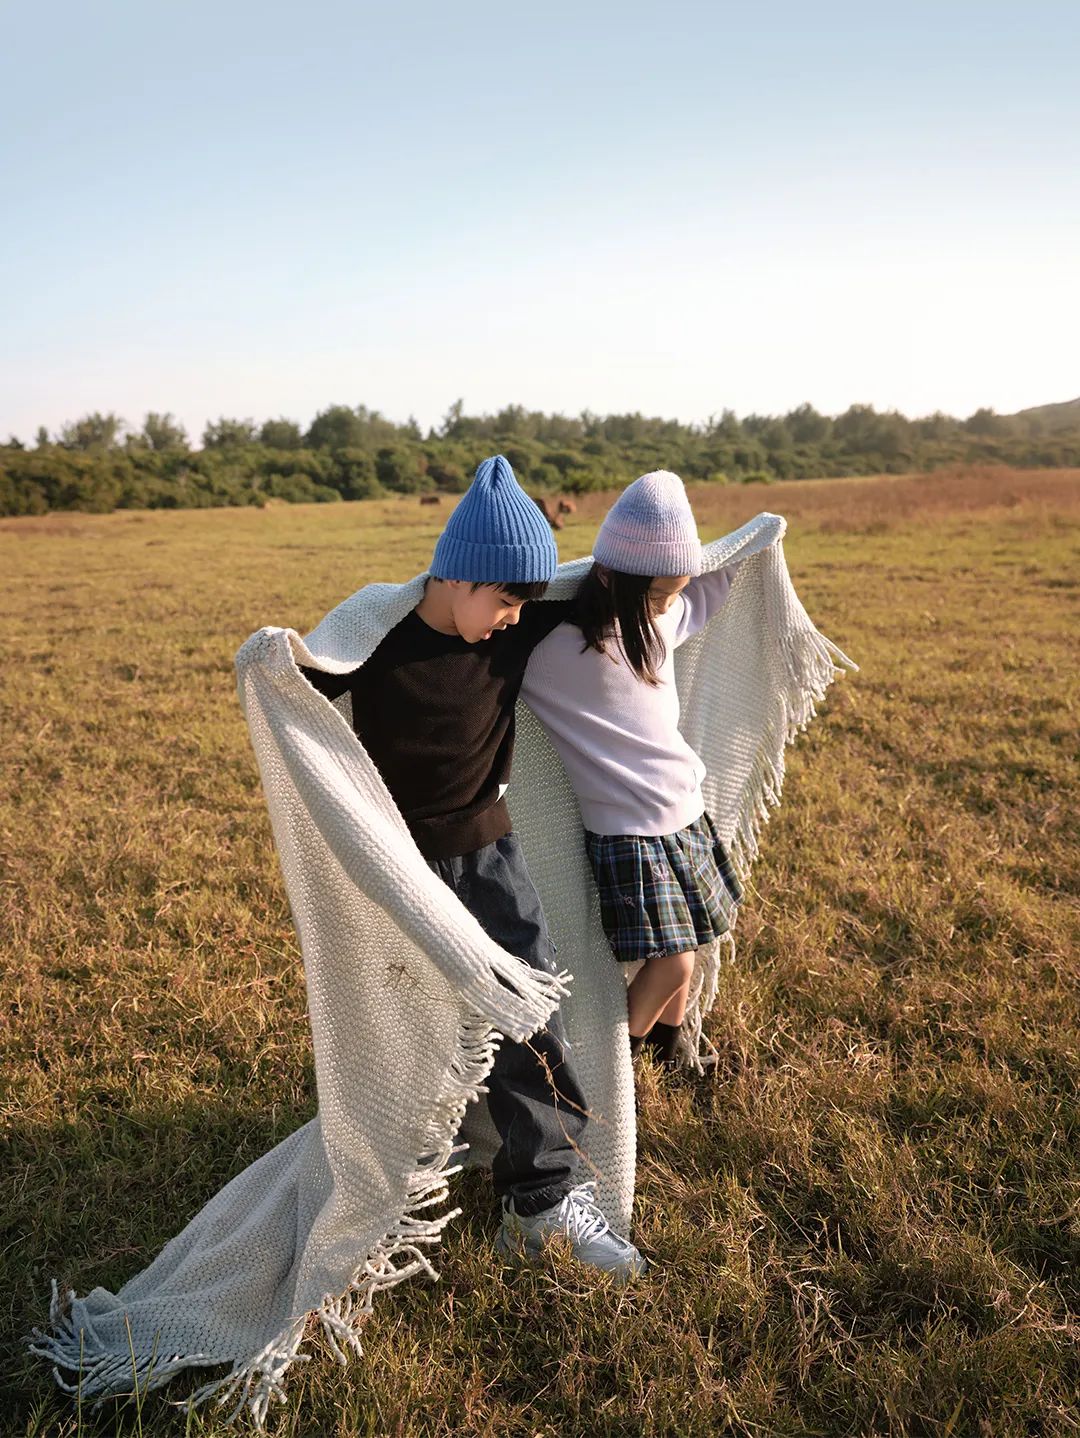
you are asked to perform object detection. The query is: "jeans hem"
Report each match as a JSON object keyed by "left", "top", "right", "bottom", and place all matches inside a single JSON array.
[{"left": 501, "top": 1179, "right": 578, "bottom": 1217}]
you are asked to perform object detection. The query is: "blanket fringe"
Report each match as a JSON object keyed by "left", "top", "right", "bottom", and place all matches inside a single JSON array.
[
  {"left": 30, "top": 1006, "right": 508, "bottom": 1428},
  {"left": 679, "top": 931, "right": 735, "bottom": 1074},
  {"left": 729, "top": 623, "right": 856, "bottom": 883},
  {"left": 463, "top": 956, "right": 573, "bottom": 1043},
  {"left": 679, "top": 619, "right": 855, "bottom": 1071},
  {"left": 29, "top": 1287, "right": 223, "bottom": 1399}
]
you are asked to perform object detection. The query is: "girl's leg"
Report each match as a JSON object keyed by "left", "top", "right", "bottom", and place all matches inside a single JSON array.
[
  {"left": 655, "top": 975, "right": 692, "bottom": 1026},
  {"left": 646, "top": 978, "right": 693, "bottom": 1067},
  {"left": 626, "top": 950, "right": 695, "bottom": 1038}
]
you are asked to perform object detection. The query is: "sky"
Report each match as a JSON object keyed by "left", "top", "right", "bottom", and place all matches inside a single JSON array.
[{"left": 2, "top": 0, "right": 1078, "bottom": 443}]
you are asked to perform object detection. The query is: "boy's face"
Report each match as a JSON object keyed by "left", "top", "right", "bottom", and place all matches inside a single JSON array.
[{"left": 447, "top": 581, "right": 528, "bottom": 643}]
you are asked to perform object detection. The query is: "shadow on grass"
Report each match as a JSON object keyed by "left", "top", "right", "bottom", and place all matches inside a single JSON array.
[{"left": 2, "top": 1091, "right": 515, "bottom": 1437}]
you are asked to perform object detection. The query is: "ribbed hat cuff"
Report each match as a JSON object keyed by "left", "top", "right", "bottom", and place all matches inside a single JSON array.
[
  {"left": 430, "top": 536, "right": 557, "bottom": 584},
  {"left": 592, "top": 533, "right": 703, "bottom": 577}
]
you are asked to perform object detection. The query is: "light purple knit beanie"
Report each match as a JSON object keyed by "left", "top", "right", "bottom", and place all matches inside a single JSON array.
[{"left": 592, "top": 470, "right": 702, "bottom": 577}]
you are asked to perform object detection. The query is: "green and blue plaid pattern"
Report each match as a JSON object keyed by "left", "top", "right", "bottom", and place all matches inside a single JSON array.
[{"left": 585, "top": 812, "right": 743, "bottom": 964}]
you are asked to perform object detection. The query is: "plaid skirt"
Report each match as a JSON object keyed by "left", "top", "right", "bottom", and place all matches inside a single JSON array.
[{"left": 584, "top": 812, "right": 744, "bottom": 964}]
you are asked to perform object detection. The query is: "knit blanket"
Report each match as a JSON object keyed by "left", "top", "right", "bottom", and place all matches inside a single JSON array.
[{"left": 31, "top": 510, "right": 854, "bottom": 1425}]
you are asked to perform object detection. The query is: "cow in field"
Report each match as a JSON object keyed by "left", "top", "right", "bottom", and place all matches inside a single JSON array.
[{"left": 531, "top": 495, "right": 564, "bottom": 531}]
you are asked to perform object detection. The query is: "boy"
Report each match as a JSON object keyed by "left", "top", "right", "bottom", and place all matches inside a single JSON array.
[{"left": 301, "top": 454, "right": 644, "bottom": 1279}]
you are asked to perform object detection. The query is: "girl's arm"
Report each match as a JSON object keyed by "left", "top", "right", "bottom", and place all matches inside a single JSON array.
[{"left": 672, "top": 563, "right": 742, "bottom": 646}]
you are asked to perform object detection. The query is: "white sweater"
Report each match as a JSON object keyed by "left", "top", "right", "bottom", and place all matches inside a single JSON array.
[{"left": 521, "top": 568, "right": 737, "bottom": 837}]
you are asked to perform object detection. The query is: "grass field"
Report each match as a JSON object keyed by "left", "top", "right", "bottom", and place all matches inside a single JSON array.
[{"left": 3, "top": 466, "right": 1079, "bottom": 1437}]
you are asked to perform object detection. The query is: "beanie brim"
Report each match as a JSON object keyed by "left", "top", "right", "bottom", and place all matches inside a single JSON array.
[
  {"left": 430, "top": 535, "right": 557, "bottom": 584},
  {"left": 592, "top": 532, "right": 703, "bottom": 578}
]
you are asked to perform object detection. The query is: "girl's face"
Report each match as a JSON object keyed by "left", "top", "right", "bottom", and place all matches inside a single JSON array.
[{"left": 647, "top": 575, "right": 692, "bottom": 615}]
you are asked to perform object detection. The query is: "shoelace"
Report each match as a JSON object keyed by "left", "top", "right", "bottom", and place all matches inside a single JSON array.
[{"left": 558, "top": 1182, "right": 613, "bottom": 1246}]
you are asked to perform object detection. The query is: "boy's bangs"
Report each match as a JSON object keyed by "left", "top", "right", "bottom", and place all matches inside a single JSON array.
[{"left": 470, "top": 580, "right": 550, "bottom": 601}]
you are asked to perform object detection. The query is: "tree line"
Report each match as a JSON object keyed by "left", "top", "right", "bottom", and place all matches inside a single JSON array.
[{"left": 2, "top": 398, "right": 1078, "bottom": 516}]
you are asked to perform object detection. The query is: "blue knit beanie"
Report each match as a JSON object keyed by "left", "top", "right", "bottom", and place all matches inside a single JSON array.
[
  {"left": 430, "top": 455, "right": 558, "bottom": 584},
  {"left": 593, "top": 469, "right": 702, "bottom": 577}
]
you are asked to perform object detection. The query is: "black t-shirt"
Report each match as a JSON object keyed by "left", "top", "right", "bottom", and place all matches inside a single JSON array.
[{"left": 300, "top": 599, "right": 572, "bottom": 859}]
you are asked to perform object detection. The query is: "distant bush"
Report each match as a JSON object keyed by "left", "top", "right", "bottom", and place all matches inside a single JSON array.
[
  {"left": 531, "top": 463, "right": 563, "bottom": 492},
  {"left": 331, "top": 449, "right": 382, "bottom": 500},
  {"left": 265, "top": 473, "right": 341, "bottom": 504},
  {"left": 375, "top": 446, "right": 433, "bottom": 494},
  {"left": 4, "top": 399, "right": 1078, "bottom": 515},
  {"left": 425, "top": 459, "right": 468, "bottom": 492}
]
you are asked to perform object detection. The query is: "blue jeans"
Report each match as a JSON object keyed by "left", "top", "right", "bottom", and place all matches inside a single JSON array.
[{"left": 426, "top": 832, "right": 586, "bottom": 1215}]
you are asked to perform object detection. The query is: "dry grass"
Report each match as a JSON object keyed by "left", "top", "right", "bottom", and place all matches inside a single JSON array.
[{"left": 3, "top": 466, "right": 1079, "bottom": 1437}]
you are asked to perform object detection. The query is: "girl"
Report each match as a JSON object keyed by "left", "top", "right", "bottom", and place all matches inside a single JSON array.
[{"left": 521, "top": 470, "right": 743, "bottom": 1069}]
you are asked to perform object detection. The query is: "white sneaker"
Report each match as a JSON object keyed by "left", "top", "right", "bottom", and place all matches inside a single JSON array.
[{"left": 496, "top": 1181, "right": 648, "bottom": 1281}]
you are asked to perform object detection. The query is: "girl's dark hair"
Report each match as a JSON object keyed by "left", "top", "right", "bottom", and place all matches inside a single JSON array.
[
  {"left": 469, "top": 579, "right": 549, "bottom": 601},
  {"left": 571, "top": 564, "right": 665, "bottom": 686}
]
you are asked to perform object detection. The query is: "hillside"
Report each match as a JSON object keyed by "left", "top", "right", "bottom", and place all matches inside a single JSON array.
[{"left": 1011, "top": 396, "right": 1080, "bottom": 431}]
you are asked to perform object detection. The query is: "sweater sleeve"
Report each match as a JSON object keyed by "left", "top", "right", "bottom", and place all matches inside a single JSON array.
[
  {"left": 515, "top": 597, "right": 576, "bottom": 656},
  {"left": 520, "top": 621, "right": 556, "bottom": 702},
  {"left": 672, "top": 564, "right": 740, "bottom": 647}
]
